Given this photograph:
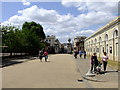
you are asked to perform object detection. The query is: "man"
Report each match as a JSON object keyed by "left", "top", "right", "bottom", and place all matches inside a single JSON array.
[
  {"left": 79, "top": 50, "right": 83, "bottom": 58},
  {"left": 38, "top": 50, "right": 43, "bottom": 62}
]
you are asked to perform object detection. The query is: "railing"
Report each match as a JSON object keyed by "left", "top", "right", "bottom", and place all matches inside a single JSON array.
[{"left": 1, "top": 53, "right": 27, "bottom": 57}]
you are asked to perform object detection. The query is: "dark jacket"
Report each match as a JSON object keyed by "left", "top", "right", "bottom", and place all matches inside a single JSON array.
[{"left": 91, "top": 55, "right": 98, "bottom": 66}]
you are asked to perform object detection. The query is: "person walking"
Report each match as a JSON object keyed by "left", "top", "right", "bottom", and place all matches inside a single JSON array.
[
  {"left": 38, "top": 50, "right": 43, "bottom": 62},
  {"left": 90, "top": 53, "right": 98, "bottom": 73},
  {"left": 79, "top": 50, "right": 82, "bottom": 58},
  {"left": 43, "top": 50, "right": 48, "bottom": 62},
  {"left": 83, "top": 51, "right": 86, "bottom": 59},
  {"left": 102, "top": 52, "right": 108, "bottom": 72},
  {"left": 74, "top": 48, "right": 78, "bottom": 59}
]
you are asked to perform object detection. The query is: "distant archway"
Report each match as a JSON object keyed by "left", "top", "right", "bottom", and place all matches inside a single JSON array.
[{"left": 113, "top": 29, "right": 118, "bottom": 61}]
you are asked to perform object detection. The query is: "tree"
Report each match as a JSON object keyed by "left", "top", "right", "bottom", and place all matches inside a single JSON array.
[
  {"left": 22, "top": 21, "right": 46, "bottom": 55},
  {"left": 68, "top": 38, "right": 71, "bottom": 43},
  {"left": 2, "top": 26, "right": 28, "bottom": 55},
  {"left": 22, "top": 21, "right": 46, "bottom": 40},
  {"left": 2, "top": 21, "right": 46, "bottom": 56}
]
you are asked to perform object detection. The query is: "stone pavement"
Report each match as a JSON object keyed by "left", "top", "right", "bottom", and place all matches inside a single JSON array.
[
  {"left": 73, "top": 55, "right": 118, "bottom": 88},
  {"left": 2, "top": 54, "right": 85, "bottom": 88},
  {"left": 2, "top": 54, "right": 119, "bottom": 88}
]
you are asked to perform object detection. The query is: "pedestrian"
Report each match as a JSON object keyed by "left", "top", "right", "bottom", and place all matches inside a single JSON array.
[
  {"left": 74, "top": 48, "right": 78, "bottom": 59},
  {"left": 83, "top": 51, "right": 86, "bottom": 59},
  {"left": 43, "top": 50, "right": 48, "bottom": 62},
  {"left": 38, "top": 50, "right": 43, "bottom": 62},
  {"left": 90, "top": 53, "right": 98, "bottom": 73},
  {"left": 102, "top": 52, "right": 108, "bottom": 72},
  {"left": 79, "top": 50, "right": 82, "bottom": 58}
]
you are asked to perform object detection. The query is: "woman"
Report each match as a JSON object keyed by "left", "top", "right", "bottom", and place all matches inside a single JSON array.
[
  {"left": 91, "top": 53, "right": 98, "bottom": 73},
  {"left": 44, "top": 50, "right": 48, "bottom": 62},
  {"left": 102, "top": 52, "right": 108, "bottom": 72}
]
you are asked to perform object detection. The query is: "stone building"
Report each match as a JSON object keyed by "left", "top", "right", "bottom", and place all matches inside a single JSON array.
[
  {"left": 45, "top": 35, "right": 61, "bottom": 54},
  {"left": 45, "top": 35, "right": 56, "bottom": 46},
  {"left": 84, "top": 16, "right": 120, "bottom": 61},
  {"left": 67, "top": 43, "right": 72, "bottom": 54},
  {"left": 74, "top": 36, "right": 86, "bottom": 52},
  {"left": 54, "top": 39, "right": 61, "bottom": 54}
]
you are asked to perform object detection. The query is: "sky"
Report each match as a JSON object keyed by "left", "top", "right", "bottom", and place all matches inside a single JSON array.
[{"left": 1, "top": 0, "right": 119, "bottom": 43}]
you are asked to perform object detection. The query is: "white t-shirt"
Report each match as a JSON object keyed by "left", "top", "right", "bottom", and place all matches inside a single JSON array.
[{"left": 102, "top": 55, "right": 108, "bottom": 62}]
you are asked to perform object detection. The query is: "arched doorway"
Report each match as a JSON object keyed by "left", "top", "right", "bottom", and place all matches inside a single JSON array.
[
  {"left": 99, "top": 37, "right": 102, "bottom": 57},
  {"left": 105, "top": 34, "right": 108, "bottom": 54},
  {"left": 113, "top": 30, "right": 118, "bottom": 61}
]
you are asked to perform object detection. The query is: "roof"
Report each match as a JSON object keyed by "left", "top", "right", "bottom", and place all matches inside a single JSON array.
[{"left": 85, "top": 16, "right": 120, "bottom": 41}]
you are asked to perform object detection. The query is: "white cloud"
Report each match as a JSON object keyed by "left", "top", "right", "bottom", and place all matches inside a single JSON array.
[
  {"left": 22, "top": 0, "right": 31, "bottom": 6},
  {"left": 18, "top": 5, "right": 59, "bottom": 24},
  {"left": 77, "top": 30, "right": 95, "bottom": 35},
  {"left": 62, "top": 1, "right": 118, "bottom": 14}
]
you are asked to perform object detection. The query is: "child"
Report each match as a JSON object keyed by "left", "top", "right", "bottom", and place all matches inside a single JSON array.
[{"left": 96, "top": 61, "right": 102, "bottom": 74}]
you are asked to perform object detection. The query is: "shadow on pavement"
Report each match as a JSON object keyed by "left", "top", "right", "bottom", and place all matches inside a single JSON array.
[
  {"left": 2, "top": 61, "right": 23, "bottom": 68},
  {"left": 106, "top": 70, "right": 118, "bottom": 73},
  {"left": 1, "top": 56, "right": 37, "bottom": 68}
]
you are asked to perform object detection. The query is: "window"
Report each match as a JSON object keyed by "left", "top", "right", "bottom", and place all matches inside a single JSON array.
[
  {"left": 113, "top": 30, "right": 118, "bottom": 38},
  {"left": 103, "top": 47, "right": 104, "bottom": 52},
  {"left": 110, "top": 47, "right": 112, "bottom": 54},
  {"left": 99, "top": 37, "right": 102, "bottom": 42},
  {"left": 95, "top": 39, "right": 97, "bottom": 43},
  {"left": 106, "top": 44, "right": 108, "bottom": 53},
  {"left": 116, "top": 43, "right": 118, "bottom": 56},
  {"left": 105, "top": 34, "right": 108, "bottom": 41},
  {"left": 97, "top": 48, "right": 99, "bottom": 52}
]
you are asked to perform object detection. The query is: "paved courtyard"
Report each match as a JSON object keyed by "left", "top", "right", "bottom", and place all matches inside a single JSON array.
[{"left": 2, "top": 54, "right": 119, "bottom": 88}]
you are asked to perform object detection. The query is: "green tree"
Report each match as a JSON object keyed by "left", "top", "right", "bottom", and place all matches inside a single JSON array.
[
  {"left": 68, "top": 38, "right": 71, "bottom": 43},
  {"left": 2, "top": 21, "right": 46, "bottom": 56},
  {"left": 22, "top": 21, "right": 46, "bottom": 54},
  {"left": 22, "top": 21, "right": 46, "bottom": 40}
]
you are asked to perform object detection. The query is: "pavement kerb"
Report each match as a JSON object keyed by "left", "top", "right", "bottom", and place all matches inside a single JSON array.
[{"left": 82, "top": 76, "right": 106, "bottom": 82}]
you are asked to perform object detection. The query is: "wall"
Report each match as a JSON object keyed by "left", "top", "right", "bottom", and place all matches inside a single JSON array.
[{"left": 85, "top": 17, "right": 119, "bottom": 61}]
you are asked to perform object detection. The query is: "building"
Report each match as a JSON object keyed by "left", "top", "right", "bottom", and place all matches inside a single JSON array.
[
  {"left": 67, "top": 43, "right": 72, "bottom": 54},
  {"left": 84, "top": 16, "right": 120, "bottom": 61},
  {"left": 45, "top": 35, "right": 56, "bottom": 46},
  {"left": 54, "top": 39, "right": 61, "bottom": 54},
  {"left": 45, "top": 35, "right": 61, "bottom": 54},
  {"left": 74, "top": 36, "right": 86, "bottom": 52}
]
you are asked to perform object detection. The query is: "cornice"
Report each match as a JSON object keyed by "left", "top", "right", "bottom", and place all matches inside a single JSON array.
[{"left": 85, "top": 16, "right": 120, "bottom": 41}]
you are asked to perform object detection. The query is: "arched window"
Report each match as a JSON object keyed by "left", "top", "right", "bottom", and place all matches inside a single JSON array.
[
  {"left": 91, "top": 40, "right": 93, "bottom": 44},
  {"left": 95, "top": 38, "right": 97, "bottom": 43},
  {"left": 105, "top": 34, "right": 108, "bottom": 41},
  {"left": 113, "top": 30, "right": 118, "bottom": 38},
  {"left": 99, "top": 37, "right": 102, "bottom": 42}
]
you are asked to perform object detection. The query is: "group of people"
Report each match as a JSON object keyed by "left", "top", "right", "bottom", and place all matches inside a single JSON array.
[
  {"left": 38, "top": 49, "right": 48, "bottom": 62},
  {"left": 91, "top": 52, "right": 108, "bottom": 74},
  {"left": 74, "top": 48, "right": 108, "bottom": 74},
  {"left": 74, "top": 49, "right": 86, "bottom": 59}
]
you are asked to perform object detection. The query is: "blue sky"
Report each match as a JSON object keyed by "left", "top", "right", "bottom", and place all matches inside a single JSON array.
[
  {"left": 2, "top": 2, "right": 81, "bottom": 21},
  {"left": 1, "top": 1, "right": 118, "bottom": 43}
]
